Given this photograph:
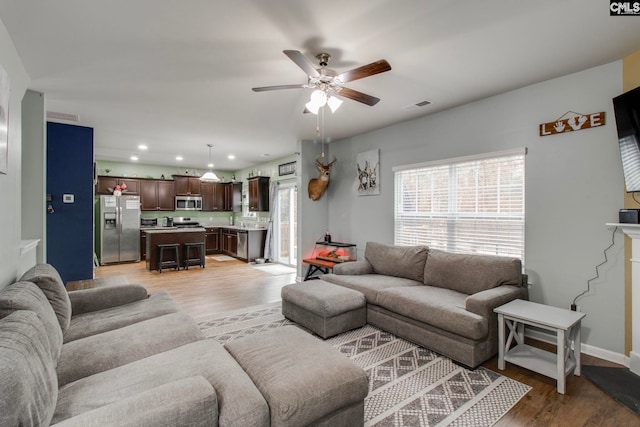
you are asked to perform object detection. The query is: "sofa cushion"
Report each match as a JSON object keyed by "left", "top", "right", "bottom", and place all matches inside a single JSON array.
[
  {"left": 0, "top": 311, "right": 58, "bottom": 427},
  {"left": 20, "top": 264, "right": 72, "bottom": 333},
  {"left": 375, "top": 286, "right": 488, "bottom": 340},
  {"left": 423, "top": 249, "right": 522, "bottom": 295},
  {"left": 322, "top": 273, "right": 422, "bottom": 303},
  {"left": 0, "top": 281, "right": 63, "bottom": 361},
  {"left": 365, "top": 241, "right": 429, "bottom": 283},
  {"left": 53, "top": 339, "right": 268, "bottom": 426},
  {"left": 57, "top": 311, "right": 205, "bottom": 386},
  {"left": 64, "top": 291, "right": 180, "bottom": 343}
]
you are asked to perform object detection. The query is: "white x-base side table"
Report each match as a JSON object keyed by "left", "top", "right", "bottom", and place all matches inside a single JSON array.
[{"left": 494, "top": 299, "right": 586, "bottom": 394}]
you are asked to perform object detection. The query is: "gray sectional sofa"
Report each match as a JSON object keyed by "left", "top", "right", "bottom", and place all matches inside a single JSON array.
[
  {"left": 322, "top": 242, "right": 528, "bottom": 368},
  {"left": 0, "top": 264, "right": 368, "bottom": 427}
]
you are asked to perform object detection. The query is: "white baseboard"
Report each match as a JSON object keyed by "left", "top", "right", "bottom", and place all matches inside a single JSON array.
[{"left": 525, "top": 329, "right": 630, "bottom": 368}]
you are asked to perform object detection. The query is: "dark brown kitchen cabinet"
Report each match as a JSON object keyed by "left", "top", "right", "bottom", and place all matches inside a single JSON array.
[
  {"left": 248, "top": 176, "right": 270, "bottom": 211},
  {"left": 140, "top": 179, "right": 175, "bottom": 211},
  {"left": 205, "top": 227, "right": 220, "bottom": 254},
  {"left": 201, "top": 182, "right": 226, "bottom": 212},
  {"left": 95, "top": 176, "right": 140, "bottom": 195},
  {"left": 229, "top": 182, "right": 242, "bottom": 212},
  {"left": 173, "top": 175, "right": 202, "bottom": 195},
  {"left": 140, "top": 230, "right": 147, "bottom": 260},
  {"left": 222, "top": 229, "right": 237, "bottom": 256}
]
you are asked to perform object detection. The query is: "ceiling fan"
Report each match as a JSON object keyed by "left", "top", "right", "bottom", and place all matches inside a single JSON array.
[{"left": 252, "top": 50, "right": 391, "bottom": 109}]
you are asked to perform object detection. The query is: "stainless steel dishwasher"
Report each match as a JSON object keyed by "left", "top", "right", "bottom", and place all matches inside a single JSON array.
[{"left": 237, "top": 230, "right": 248, "bottom": 260}]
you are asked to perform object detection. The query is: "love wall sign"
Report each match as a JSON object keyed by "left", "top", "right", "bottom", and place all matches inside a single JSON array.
[{"left": 539, "top": 111, "right": 605, "bottom": 137}]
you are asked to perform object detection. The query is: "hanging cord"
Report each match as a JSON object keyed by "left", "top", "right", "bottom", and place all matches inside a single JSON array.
[{"left": 572, "top": 226, "right": 618, "bottom": 307}]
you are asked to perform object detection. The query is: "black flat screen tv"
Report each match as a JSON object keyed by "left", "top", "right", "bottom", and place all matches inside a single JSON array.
[{"left": 614, "top": 85, "right": 640, "bottom": 192}]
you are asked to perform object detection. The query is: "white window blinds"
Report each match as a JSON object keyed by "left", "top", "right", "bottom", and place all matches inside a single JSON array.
[{"left": 394, "top": 149, "right": 525, "bottom": 261}]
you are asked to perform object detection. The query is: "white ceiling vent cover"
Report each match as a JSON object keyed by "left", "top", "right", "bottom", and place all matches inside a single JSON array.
[
  {"left": 402, "top": 100, "right": 431, "bottom": 112},
  {"left": 47, "top": 111, "right": 79, "bottom": 122}
]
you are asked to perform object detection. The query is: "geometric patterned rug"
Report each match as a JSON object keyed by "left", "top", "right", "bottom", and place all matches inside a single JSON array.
[{"left": 196, "top": 302, "right": 531, "bottom": 427}]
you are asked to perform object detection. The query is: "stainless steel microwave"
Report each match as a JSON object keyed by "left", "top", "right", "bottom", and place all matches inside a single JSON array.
[{"left": 175, "top": 195, "right": 202, "bottom": 211}]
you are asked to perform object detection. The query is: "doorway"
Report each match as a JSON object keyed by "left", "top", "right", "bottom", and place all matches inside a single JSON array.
[{"left": 275, "top": 184, "right": 297, "bottom": 266}]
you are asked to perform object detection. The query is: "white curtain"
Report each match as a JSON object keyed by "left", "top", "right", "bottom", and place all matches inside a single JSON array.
[{"left": 263, "top": 180, "right": 279, "bottom": 261}]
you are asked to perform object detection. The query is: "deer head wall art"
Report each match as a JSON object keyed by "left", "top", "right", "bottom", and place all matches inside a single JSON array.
[{"left": 308, "top": 155, "right": 337, "bottom": 201}]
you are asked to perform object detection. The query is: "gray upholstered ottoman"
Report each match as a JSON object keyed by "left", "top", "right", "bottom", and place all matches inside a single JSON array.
[
  {"left": 225, "top": 325, "right": 369, "bottom": 427},
  {"left": 281, "top": 280, "right": 366, "bottom": 339}
]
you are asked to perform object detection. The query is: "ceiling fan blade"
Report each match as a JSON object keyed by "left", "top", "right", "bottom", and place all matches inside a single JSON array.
[
  {"left": 338, "top": 87, "right": 380, "bottom": 106},
  {"left": 283, "top": 50, "right": 320, "bottom": 77},
  {"left": 336, "top": 59, "right": 391, "bottom": 83},
  {"left": 252, "top": 84, "right": 306, "bottom": 92}
]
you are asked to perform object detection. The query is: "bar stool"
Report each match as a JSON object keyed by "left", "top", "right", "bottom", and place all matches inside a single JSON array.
[
  {"left": 183, "top": 242, "right": 205, "bottom": 270},
  {"left": 157, "top": 243, "right": 180, "bottom": 273}
]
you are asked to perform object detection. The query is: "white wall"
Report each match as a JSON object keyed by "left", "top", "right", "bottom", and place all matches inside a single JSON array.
[
  {"left": 0, "top": 18, "right": 31, "bottom": 288},
  {"left": 327, "top": 61, "right": 626, "bottom": 354}
]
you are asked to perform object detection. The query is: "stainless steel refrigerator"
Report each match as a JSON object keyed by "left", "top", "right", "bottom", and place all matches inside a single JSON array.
[{"left": 99, "top": 195, "right": 141, "bottom": 264}]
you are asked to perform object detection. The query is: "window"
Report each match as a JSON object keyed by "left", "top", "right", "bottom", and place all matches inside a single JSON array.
[{"left": 394, "top": 148, "right": 525, "bottom": 261}]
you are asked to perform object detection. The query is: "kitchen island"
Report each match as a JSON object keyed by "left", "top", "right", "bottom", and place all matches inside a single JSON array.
[{"left": 145, "top": 228, "right": 206, "bottom": 271}]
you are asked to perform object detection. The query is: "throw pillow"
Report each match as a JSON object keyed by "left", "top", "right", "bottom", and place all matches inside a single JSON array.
[
  {"left": 20, "top": 264, "right": 72, "bottom": 333},
  {"left": 0, "top": 281, "right": 63, "bottom": 361}
]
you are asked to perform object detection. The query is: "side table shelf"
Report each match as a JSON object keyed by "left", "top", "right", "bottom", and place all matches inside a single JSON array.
[
  {"left": 302, "top": 240, "right": 356, "bottom": 281},
  {"left": 494, "top": 299, "right": 585, "bottom": 394}
]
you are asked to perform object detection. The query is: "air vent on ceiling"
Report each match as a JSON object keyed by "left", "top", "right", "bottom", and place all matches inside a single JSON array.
[
  {"left": 402, "top": 100, "right": 431, "bottom": 112},
  {"left": 46, "top": 111, "right": 79, "bottom": 122}
]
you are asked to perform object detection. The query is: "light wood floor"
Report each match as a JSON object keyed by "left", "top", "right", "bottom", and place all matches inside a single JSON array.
[{"left": 87, "top": 260, "right": 638, "bottom": 426}]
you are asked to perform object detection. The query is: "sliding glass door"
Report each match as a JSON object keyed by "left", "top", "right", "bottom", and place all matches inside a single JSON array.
[{"left": 275, "top": 184, "right": 297, "bottom": 266}]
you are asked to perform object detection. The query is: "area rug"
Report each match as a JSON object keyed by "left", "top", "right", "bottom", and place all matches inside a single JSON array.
[
  {"left": 197, "top": 302, "right": 531, "bottom": 426},
  {"left": 207, "top": 255, "right": 237, "bottom": 262},
  {"left": 251, "top": 263, "right": 296, "bottom": 275}
]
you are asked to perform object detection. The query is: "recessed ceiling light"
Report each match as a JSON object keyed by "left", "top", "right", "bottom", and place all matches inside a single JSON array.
[
  {"left": 138, "top": 144, "right": 148, "bottom": 150},
  {"left": 130, "top": 155, "right": 139, "bottom": 161},
  {"left": 207, "top": 163, "right": 214, "bottom": 168},
  {"left": 227, "top": 154, "right": 235, "bottom": 160},
  {"left": 176, "top": 156, "right": 183, "bottom": 161}
]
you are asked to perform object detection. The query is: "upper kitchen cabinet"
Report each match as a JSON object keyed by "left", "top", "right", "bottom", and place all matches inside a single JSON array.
[
  {"left": 202, "top": 182, "right": 241, "bottom": 212},
  {"left": 230, "top": 182, "right": 242, "bottom": 212},
  {"left": 173, "top": 175, "right": 202, "bottom": 195},
  {"left": 95, "top": 176, "right": 140, "bottom": 195},
  {"left": 140, "top": 179, "right": 175, "bottom": 211},
  {"left": 248, "top": 176, "right": 269, "bottom": 211},
  {"left": 201, "top": 182, "right": 225, "bottom": 212}
]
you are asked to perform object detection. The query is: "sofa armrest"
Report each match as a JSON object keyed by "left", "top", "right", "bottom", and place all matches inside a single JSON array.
[
  {"left": 332, "top": 260, "right": 373, "bottom": 275},
  {"left": 50, "top": 376, "right": 217, "bottom": 427},
  {"left": 68, "top": 284, "right": 149, "bottom": 316},
  {"left": 465, "top": 285, "right": 523, "bottom": 319}
]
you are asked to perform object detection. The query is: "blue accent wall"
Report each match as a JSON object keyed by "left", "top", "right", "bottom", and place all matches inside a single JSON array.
[{"left": 46, "top": 122, "right": 94, "bottom": 283}]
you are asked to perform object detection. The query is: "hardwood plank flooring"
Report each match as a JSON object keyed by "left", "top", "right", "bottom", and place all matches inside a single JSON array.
[{"left": 85, "top": 261, "right": 639, "bottom": 426}]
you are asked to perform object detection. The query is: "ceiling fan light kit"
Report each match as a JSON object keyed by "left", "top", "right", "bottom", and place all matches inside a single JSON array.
[{"left": 252, "top": 50, "right": 391, "bottom": 112}]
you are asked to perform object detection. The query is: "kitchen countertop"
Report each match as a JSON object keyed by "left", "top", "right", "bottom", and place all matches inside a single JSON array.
[
  {"left": 144, "top": 227, "right": 206, "bottom": 234},
  {"left": 200, "top": 224, "right": 268, "bottom": 231}
]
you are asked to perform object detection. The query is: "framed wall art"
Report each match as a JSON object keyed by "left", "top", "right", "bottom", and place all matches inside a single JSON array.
[
  {"left": 0, "top": 64, "right": 9, "bottom": 175},
  {"left": 279, "top": 161, "right": 296, "bottom": 176},
  {"left": 356, "top": 149, "right": 380, "bottom": 196}
]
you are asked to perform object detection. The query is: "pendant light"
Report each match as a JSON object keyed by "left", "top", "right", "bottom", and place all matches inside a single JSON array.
[{"left": 200, "top": 144, "right": 220, "bottom": 182}]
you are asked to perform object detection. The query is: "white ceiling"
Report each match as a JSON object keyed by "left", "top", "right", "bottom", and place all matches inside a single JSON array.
[{"left": 1, "top": 0, "right": 639, "bottom": 171}]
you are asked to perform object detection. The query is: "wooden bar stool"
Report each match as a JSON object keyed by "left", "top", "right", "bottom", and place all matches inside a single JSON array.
[
  {"left": 157, "top": 243, "right": 180, "bottom": 273},
  {"left": 183, "top": 242, "right": 205, "bottom": 270}
]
